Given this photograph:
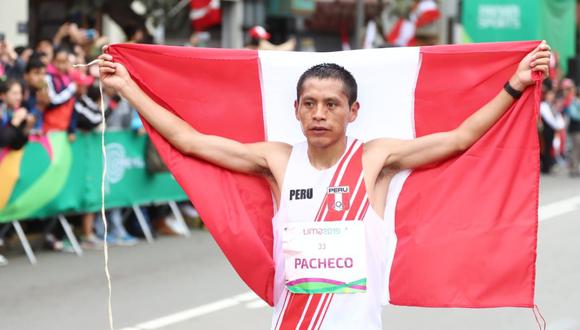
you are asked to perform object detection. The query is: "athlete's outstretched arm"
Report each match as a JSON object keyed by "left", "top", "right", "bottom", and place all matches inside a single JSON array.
[
  {"left": 367, "top": 41, "right": 551, "bottom": 171},
  {"left": 97, "top": 51, "right": 289, "bottom": 175}
]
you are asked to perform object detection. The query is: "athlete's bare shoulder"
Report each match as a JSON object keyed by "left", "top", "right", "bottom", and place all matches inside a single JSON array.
[
  {"left": 260, "top": 141, "right": 292, "bottom": 175},
  {"left": 258, "top": 141, "right": 292, "bottom": 158},
  {"left": 362, "top": 138, "right": 399, "bottom": 172}
]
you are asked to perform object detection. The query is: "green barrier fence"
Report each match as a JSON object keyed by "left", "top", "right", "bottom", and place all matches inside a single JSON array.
[
  {"left": 461, "top": 0, "right": 576, "bottom": 73},
  {"left": 0, "top": 131, "right": 188, "bottom": 223}
]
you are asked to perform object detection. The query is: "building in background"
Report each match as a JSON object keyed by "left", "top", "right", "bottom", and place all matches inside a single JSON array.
[
  {"left": 0, "top": 0, "right": 577, "bottom": 67},
  {"left": 0, "top": 0, "right": 28, "bottom": 46}
]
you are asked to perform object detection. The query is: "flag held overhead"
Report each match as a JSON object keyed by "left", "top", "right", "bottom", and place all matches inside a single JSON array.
[{"left": 107, "top": 41, "right": 540, "bottom": 308}]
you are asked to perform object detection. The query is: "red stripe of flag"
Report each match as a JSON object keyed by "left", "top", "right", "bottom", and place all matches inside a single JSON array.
[
  {"left": 390, "top": 41, "right": 540, "bottom": 307},
  {"left": 107, "top": 44, "right": 276, "bottom": 305}
]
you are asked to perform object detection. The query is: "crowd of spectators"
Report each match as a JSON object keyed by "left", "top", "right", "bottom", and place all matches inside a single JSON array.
[
  {"left": 1, "top": 7, "right": 579, "bottom": 267},
  {"left": 539, "top": 55, "right": 580, "bottom": 177},
  {"left": 0, "top": 20, "right": 200, "bottom": 266}
]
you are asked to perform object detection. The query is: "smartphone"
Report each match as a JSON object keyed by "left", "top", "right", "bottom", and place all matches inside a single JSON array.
[
  {"left": 85, "top": 29, "right": 96, "bottom": 41},
  {"left": 0, "top": 32, "right": 5, "bottom": 42}
]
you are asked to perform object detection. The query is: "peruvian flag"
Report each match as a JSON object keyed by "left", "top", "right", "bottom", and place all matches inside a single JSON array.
[
  {"left": 190, "top": 0, "right": 221, "bottom": 31},
  {"left": 107, "top": 41, "right": 541, "bottom": 308},
  {"left": 327, "top": 186, "right": 350, "bottom": 212}
]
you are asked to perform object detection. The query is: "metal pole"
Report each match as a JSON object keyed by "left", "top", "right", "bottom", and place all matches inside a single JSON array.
[
  {"left": 353, "top": 0, "right": 364, "bottom": 49},
  {"left": 295, "top": 16, "right": 305, "bottom": 51},
  {"left": 12, "top": 221, "right": 37, "bottom": 265},
  {"left": 168, "top": 201, "right": 191, "bottom": 237},
  {"left": 133, "top": 205, "right": 154, "bottom": 243},
  {"left": 221, "top": 0, "right": 244, "bottom": 49},
  {"left": 58, "top": 215, "right": 83, "bottom": 256},
  {"left": 441, "top": 0, "right": 459, "bottom": 44}
]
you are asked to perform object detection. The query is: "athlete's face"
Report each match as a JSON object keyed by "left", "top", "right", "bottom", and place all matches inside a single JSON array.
[{"left": 295, "top": 78, "right": 359, "bottom": 148}]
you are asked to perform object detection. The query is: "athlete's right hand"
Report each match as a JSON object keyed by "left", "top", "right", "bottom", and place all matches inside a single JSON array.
[{"left": 98, "top": 45, "right": 132, "bottom": 93}]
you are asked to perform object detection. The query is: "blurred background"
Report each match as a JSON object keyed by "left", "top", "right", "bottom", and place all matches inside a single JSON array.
[{"left": 1, "top": 1, "right": 579, "bottom": 330}]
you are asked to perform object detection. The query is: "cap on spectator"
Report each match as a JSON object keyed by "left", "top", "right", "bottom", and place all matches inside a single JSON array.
[
  {"left": 248, "top": 26, "right": 271, "bottom": 40},
  {"left": 71, "top": 70, "right": 94, "bottom": 86},
  {"left": 562, "top": 78, "right": 575, "bottom": 89}
]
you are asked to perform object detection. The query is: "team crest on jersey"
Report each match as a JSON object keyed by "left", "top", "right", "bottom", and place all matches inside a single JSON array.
[{"left": 327, "top": 186, "right": 350, "bottom": 211}]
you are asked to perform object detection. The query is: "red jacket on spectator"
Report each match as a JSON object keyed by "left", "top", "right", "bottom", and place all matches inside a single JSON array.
[{"left": 43, "top": 63, "right": 76, "bottom": 133}]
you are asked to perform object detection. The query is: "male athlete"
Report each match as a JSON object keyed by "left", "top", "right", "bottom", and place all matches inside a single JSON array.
[{"left": 98, "top": 41, "right": 550, "bottom": 329}]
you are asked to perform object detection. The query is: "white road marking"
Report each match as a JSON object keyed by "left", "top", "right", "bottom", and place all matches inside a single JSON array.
[
  {"left": 118, "top": 292, "right": 258, "bottom": 330},
  {"left": 119, "top": 195, "right": 580, "bottom": 330},
  {"left": 539, "top": 195, "right": 580, "bottom": 222},
  {"left": 246, "top": 299, "right": 270, "bottom": 309}
]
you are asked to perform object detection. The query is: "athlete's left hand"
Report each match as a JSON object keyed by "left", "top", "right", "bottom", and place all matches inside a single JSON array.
[{"left": 509, "top": 41, "right": 551, "bottom": 91}]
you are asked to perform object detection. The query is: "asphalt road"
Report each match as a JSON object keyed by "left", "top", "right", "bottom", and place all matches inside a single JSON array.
[{"left": 1, "top": 172, "right": 579, "bottom": 330}]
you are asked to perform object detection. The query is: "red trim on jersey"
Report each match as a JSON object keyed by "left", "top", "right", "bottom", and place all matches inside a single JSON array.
[
  {"left": 344, "top": 173, "right": 366, "bottom": 220},
  {"left": 314, "top": 140, "right": 358, "bottom": 222},
  {"left": 307, "top": 294, "right": 330, "bottom": 329},
  {"left": 323, "top": 143, "right": 364, "bottom": 221},
  {"left": 274, "top": 290, "right": 290, "bottom": 329},
  {"left": 359, "top": 200, "right": 371, "bottom": 221},
  {"left": 316, "top": 294, "right": 335, "bottom": 330},
  {"left": 299, "top": 295, "right": 324, "bottom": 329}
]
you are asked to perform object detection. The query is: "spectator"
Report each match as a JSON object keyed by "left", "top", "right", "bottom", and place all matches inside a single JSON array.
[
  {"left": 539, "top": 85, "right": 565, "bottom": 174},
  {"left": 22, "top": 57, "right": 49, "bottom": 132},
  {"left": 562, "top": 81, "right": 580, "bottom": 177},
  {"left": 43, "top": 47, "right": 77, "bottom": 137},
  {"left": 0, "top": 36, "right": 20, "bottom": 79},
  {"left": 34, "top": 39, "right": 54, "bottom": 64},
  {"left": 1, "top": 78, "right": 69, "bottom": 253},
  {"left": 1, "top": 79, "right": 35, "bottom": 149},
  {"left": 72, "top": 70, "right": 102, "bottom": 129},
  {"left": 245, "top": 26, "right": 296, "bottom": 51}
]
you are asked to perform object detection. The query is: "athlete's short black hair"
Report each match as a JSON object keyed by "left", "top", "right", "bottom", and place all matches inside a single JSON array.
[{"left": 296, "top": 63, "right": 358, "bottom": 106}]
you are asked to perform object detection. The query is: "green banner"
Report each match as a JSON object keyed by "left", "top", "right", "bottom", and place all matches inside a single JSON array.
[
  {"left": 291, "top": 0, "right": 315, "bottom": 15},
  {"left": 461, "top": 0, "right": 576, "bottom": 73},
  {"left": 268, "top": 0, "right": 315, "bottom": 17},
  {"left": 267, "top": 0, "right": 292, "bottom": 17},
  {"left": 0, "top": 131, "right": 187, "bottom": 223},
  {"left": 538, "top": 0, "right": 576, "bottom": 74},
  {"left": 462, "top": 0, "right": 541, "bottom": 43}
]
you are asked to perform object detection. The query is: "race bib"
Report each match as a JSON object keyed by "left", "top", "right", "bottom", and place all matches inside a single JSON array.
[{"left": 282, "top": 221, "right": 367, "bottom": 294}]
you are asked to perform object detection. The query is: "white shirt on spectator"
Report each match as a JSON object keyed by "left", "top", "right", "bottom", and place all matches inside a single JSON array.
[{"left": 540, "top": 101, "right": 565, "bottom": 130}]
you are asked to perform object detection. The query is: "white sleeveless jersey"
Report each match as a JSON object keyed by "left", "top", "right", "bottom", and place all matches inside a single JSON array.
[{"left": 271, "top": 138, "right": 388, "bottom": 330}]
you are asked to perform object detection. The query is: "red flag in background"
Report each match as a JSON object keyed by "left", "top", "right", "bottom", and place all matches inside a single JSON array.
[
  {"left": 190, "top": 0, "right": 221, "bottom": 31},
  {"left": 387, "top": 0, "right": 441, "bottom": 46}
]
